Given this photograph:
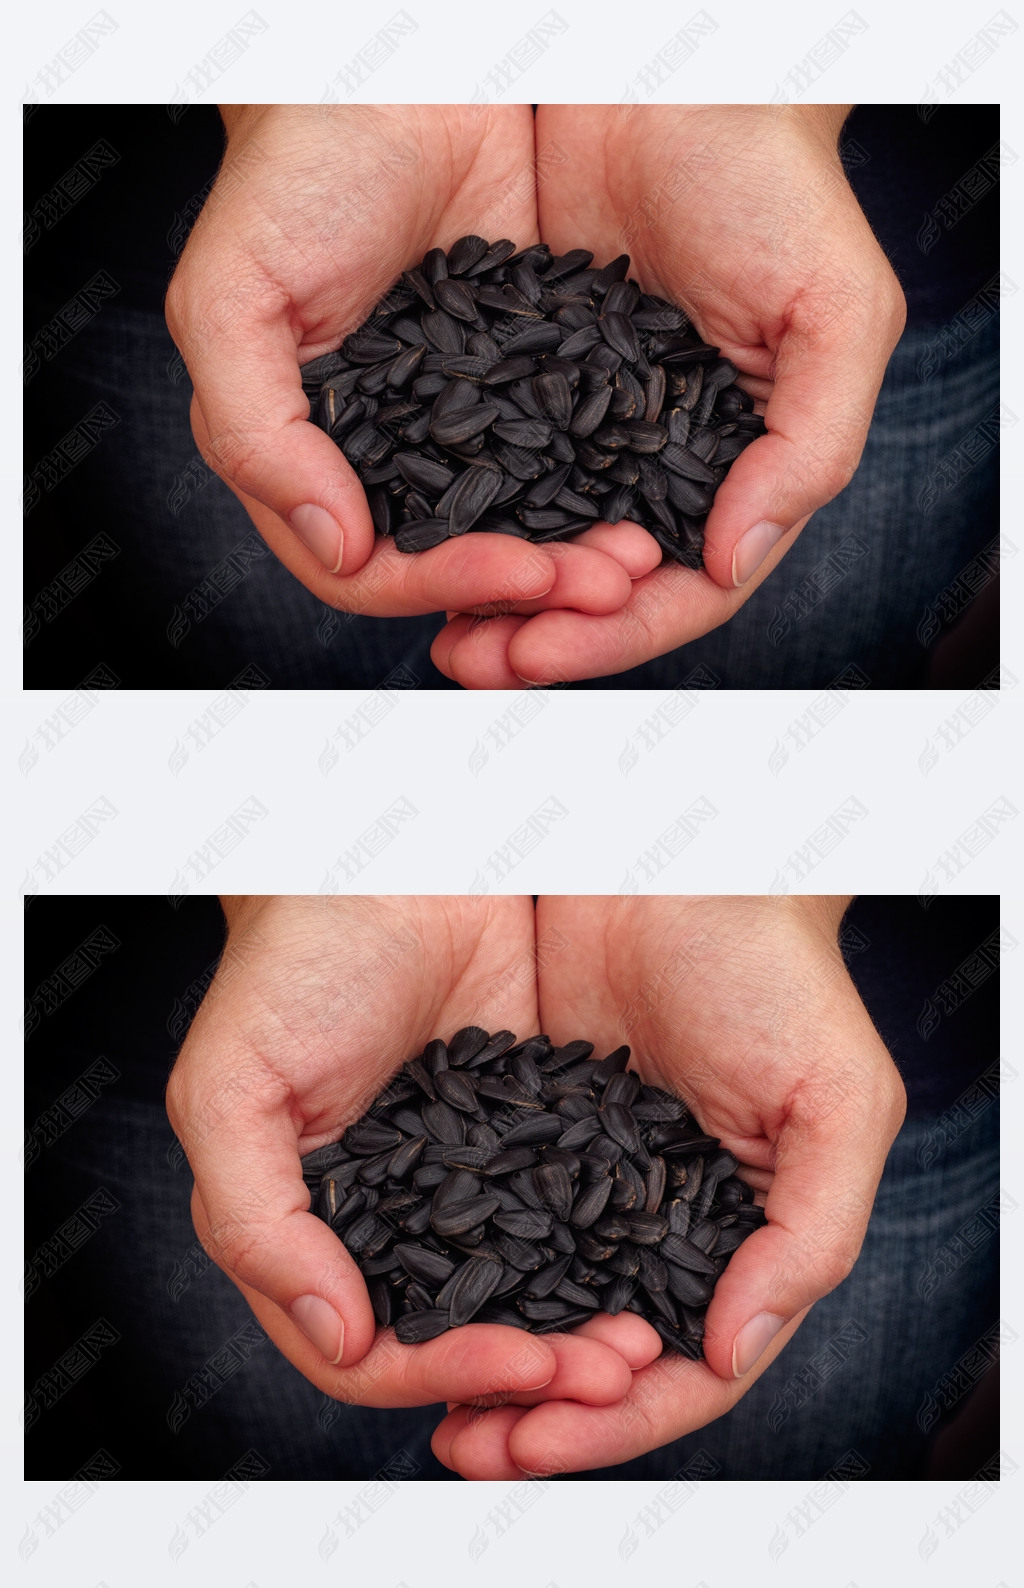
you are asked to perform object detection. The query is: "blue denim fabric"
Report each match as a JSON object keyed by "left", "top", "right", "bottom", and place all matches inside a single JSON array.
[
  {"left": 28, "top": 1083, "right": 996, "bottom": 1481},
  {"left": 24, "top": 302, "right": 997, "bottom": 688}
]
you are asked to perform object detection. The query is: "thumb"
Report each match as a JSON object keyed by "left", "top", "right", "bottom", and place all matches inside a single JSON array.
[
  {"left": 165, "top": 267, "right": 376, "bottom": 580},
  {"left": 701, "top": 1070, "right": 905, "bottom": 1381},
  {"left": 700, "top": 282, "right": 906, "bottom": 591},
  {"left": 167, "top": 1061, "right": 376, "bottom": 1369}
]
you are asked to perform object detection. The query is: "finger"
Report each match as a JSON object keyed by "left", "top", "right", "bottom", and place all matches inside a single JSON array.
[
  {"left": 505, "top": 565, "right": 722, "bottom": 683},
  {"left": 570, "top": 520, "right": 664, "bottom": 579},
  {"left": 433, "top": 613, "right": 532, "bottom": 689},
  {"left": 218, "top": 1246, "right": 560, "bottom": 1407},
  {"left": 197, "top": 456, "right": 559, "bottom": 616},
  {"left": 496, "top": 1330, "right": 634, "bottom": 1407},
  {"left": 503, "top": 541, "right": 634, "bottom": 617},
  {"left": 332, "top": 1323, "right": 556, "bottom": 1409},
  {"left": 434, "top": 1404, "right": 531, "bottom": 1479},
  {"left": 182, "top": 1116, "right": 376, "bottom": 1369},
  {"left": 434, "top": 536, "right": 641, "bottom": 685},
  {"left": 504, "top": 528, "right": 804, "bottom": 683},
  {"left": 169, "top": 288, "right": 377, "bottom": 579},
  {"left": 702, "top": 1061, "right": 905, "bottom": 1381},
  {"left": 701, "top": 289, "right": 905, "bottom": 590},
  {"left": 571, "top": 1311, "right": 663, "bottom": 1370},
  {"left": 506, "top": 1319, "right": 800, "bottom": 1473}
]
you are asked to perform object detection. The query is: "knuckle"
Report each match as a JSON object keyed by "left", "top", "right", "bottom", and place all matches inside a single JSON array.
[
  {"left": 882, "top": 279, "right": 908, "bottom": 340},
  {"left": 817, "top": 1238, "right": 861, "bottom": 1293},
  {"left": 164, "top": 283, "right": 183, "bottom": 341},
  {"left": 204, "top": 427, "right": 269, "bottom": 496},
  {"left": 884, "top": 1071, "right": 909, "bottom": 1135},
  {"left": 818, "top": 451, "right": 858, "bottom": 500}
]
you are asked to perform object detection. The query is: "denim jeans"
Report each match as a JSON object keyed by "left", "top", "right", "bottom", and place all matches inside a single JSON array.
[{"left": 24, "top": 301, "right": 997, "bottom": 689}]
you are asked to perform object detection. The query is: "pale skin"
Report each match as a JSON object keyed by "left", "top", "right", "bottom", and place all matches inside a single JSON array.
[
  {"left": 166, "top": 896, "right": 906, "bottom": 1478},
  {"left": 165, "top": 105, "right": 905, "bottom": 687},
  {"left": 165, "top": 106, "right": 657, "bottom": 639},
  {"left": 164, "top": 897, "right": 654, "bottom": 1420}
]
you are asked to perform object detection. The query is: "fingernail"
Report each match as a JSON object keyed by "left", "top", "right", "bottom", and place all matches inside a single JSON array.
[
  {"left": 732, "top": 520, "right": 787, "bottom": 586},
  {"left": 732, "top": 1312, "right": 786, "bottom": 1377},
  {"left": 290, "top": 1295, "right": 345, "bottom": 1364},
  {"left": 290, "top": 504, "right": 344, "bottom": 574}
]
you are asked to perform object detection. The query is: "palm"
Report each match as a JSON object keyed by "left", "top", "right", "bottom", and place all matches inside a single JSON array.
[
  {"left": 537, "top": 104, "right": 838, "bottom": 379},
  {"left": 187, "top": 896, "right": 540, "bottom": 1144}
]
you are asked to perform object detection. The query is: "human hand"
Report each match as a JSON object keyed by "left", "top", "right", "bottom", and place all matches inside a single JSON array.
[
  {"left": 434, "top": 895, "right": 906, "bottom": 1475},
  {"left": 165, "top": 896, "right": 638, "bottom": 1414},
  {"left": 430, "top": 104, "right": 907, "bottom": 686},
  {"left": 165, "top": 106, "right": 636, "bottom": 624}
]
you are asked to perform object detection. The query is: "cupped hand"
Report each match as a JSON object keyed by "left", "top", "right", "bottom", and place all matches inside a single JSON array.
[
  {"left": 436, "top": 895, "right": 906, "bottom": 1475},
  {"left": 166, "top": 896, "right": 641, "bottom": 1411},
  {"left": 432, "top": 104, "right": 907, "bottom": 686},
  {"left": 166, "top": 104, "right": 612, "bottom": 619}
]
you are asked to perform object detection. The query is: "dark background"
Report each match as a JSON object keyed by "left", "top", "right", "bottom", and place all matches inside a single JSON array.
[
  {"left": 24, "top": 896, "right": 1000, "bottom": 1478},
  {"left": 24, "top": 106, "right": 1000, "bottom": 687}
]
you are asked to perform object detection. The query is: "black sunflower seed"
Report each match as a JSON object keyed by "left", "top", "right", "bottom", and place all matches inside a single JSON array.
[
  {"left": 432, "top": 1169, "right": 482, "bottom": 1209},
  {"left": 532, "top": 372, "right": 573, "bottom": 429},
  {"left": 492, "top": 1231, "right": 545, "bottom": 1270},
  {"left": 394, "top": 1243, "right": 457, "bottom": 1286},
  {"left": 499, "top": 1112, "right": 564, "bottom": 1148},
  {"left": 421, "top": 1100, "right": 467, "bottom": 1146},
  {"left": 310, "top": 1024, "right": 749, "bottom": 1356},
  {"left": 395, "top": 1309, "right": 450, "bottom": 1343},
  {"left": 393, "top": 519, "right": 450, "bottom": 553},
  {"left": 664, "top": 1266, "right": 715, "bottom": 1307},
  {"left": 503, "top": 321, "right": 564, "bottom": 356},
  {"left": 599, "top": 1102, "right": 641, "bottom": 1154},
  {"left": 443, "top": 465, "right": 504, "bottom": 535},
  {"left": 627, "top": 1211, "right": 669, "bottom": 1245},
  {"left": 568, "top": 385, "right": 613, "bottom": 437},
  {"left": 429, "top": 404, "right": 499, "bottom": 447},
  {"left": 482, "top": 355, "right": 539, "bottom": 386},
  {"left": 533, "top": 1163, "right": 573, "bottom": 1222},
  {"left": 447, "top": 234, "right": 489, "bottom": 275},
  {"left": 430, "top": 1195, "right": 501, "bottom": 1238},
  {"left": 598, "top": 312, "right": 639, "bottom": 361},
  {"left": 661, "top": 443, "right": 718, "bottom": 483},
  {"left": 570, "top": 1177, "right": 613, "bottom": 1228},
  {"left": 388, "top": 1136, "right": 428, "bottom": 1180},
  {"left": 446, "top": 1256, "right": 505, "bottom": 1326},
  {"left": 603, "top": 1275, "right": 637, "bottom": 1314},
  {"left": 523, "top": 1254, "right": 573, "bottom": 1298},
  {"left": 603, "top": 1072, "right": 640, "bottom": 1108},
  {"left": 301, "top": 1145, "right": 350, "bottom": 1178},
  {"left": 555, "top": 1278, "right": 600, "bottom": 1310},
  {"left": 433, "top": 278, "right": 480, "bottom": 321},
  {"left": 343, "top": 1120, "right": 402, "bottom": 1156},
  {"left": 434, "top": 1070, "right": 480, "bottom": 1112},
  {"left": 493, "top": 1207, "right": 554, "bottom": 1241},
  {"left": 394, "top": 454, "right": 454, "bottom": 493},
  {"left": 660, "top": 1233, "right": 718, "bottom": 1274}
]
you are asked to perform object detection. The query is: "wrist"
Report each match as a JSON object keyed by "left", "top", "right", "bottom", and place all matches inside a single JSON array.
[
  {"left": 785, "top": 103, "right": 854, "bottom": 149},
  {"left": 783, "top": 895, "right": 855, "bottom": 939},
  {"left": 219, "top": 105, "right": 270, "bottom": 144},
  {"left": 220, "top": 895, "right": 269, "bottom": 934}
]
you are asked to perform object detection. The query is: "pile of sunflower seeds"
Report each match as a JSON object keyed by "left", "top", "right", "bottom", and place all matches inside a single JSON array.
[
  {"left": 303, "top": 1027, "right": 765, "bottom": 1356},
  {"left": 301, "top": 237, "right": 765, "bottom": 567}
]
